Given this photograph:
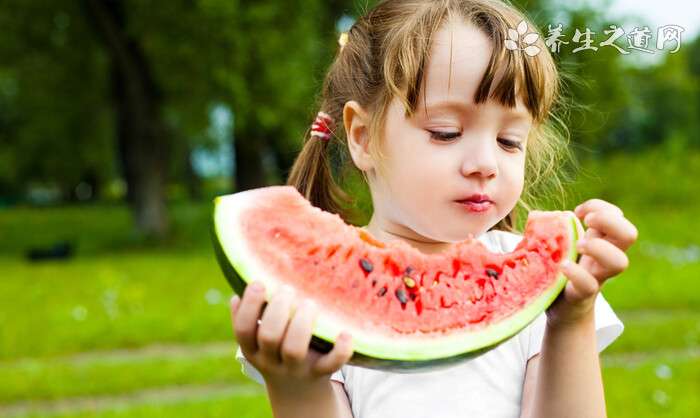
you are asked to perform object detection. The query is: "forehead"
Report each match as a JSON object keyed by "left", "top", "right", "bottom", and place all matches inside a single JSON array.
[{"left": 420, "top": 20, "right": 530, "bottom": 121}]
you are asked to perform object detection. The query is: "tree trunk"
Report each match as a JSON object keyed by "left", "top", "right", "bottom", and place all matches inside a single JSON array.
[
  {"left": 233, "top": 124, "right": 270, "bottom": 191},
  {"left": 83, "top": 0, "right": 169, "bottom": 237},
  {"left": 184, "top": 144, "right": 202, "bottom": 200}
]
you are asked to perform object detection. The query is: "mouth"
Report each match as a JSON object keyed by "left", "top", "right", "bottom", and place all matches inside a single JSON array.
[
  {"left": 455, "top": 194, "right": 493, "bottom": 204},
  {"left": 455, "top": 194, "right": 493, "bottom": 213}
]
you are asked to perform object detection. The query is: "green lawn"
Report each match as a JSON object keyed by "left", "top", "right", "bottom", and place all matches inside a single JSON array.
[{"left": 1, "top": 148, "right": 698, "bottom": 417}]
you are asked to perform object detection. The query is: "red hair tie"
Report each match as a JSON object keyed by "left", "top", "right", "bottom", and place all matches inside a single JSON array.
[{"left": 310, "top": 111, "right": 335, "bottom": 142}]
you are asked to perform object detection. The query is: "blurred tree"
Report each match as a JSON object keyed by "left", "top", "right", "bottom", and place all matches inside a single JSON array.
[
  {"left": 225, "top": 0, "right": 355, "bottom": 191},
  {"left": 1, "top": 0, "right": 697, "bottom": 233},
  {"left": 0, "top": 1, "right": 113, "bottom": 202},
  {"left": 548, "top": 4, "right": 633, "bottom": 156},
  {"left": 82, "top": 0, "right": 171, "bottom": 236},
  {"left": 0, "top": 0, "right": 358, "bottom": 232},
  {"left": 620, "top": 38, "right": 700, "bottom": 152}
]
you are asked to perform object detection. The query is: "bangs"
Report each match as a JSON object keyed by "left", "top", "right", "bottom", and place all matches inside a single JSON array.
[
  {"left": 467, "top": 10, "right": 558, "bottom": 123},
  {"left": 383, "top": 2, "right": 558, "bottom": 125}
]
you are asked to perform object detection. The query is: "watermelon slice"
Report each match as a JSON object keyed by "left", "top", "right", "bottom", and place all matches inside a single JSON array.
[{"left": 213, "top": 186, "right": 582, "bottom": 372}]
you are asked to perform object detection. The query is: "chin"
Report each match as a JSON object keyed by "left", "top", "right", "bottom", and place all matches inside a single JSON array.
[{"left": 433, "top": 224, "right": 488, "bottom": 243}]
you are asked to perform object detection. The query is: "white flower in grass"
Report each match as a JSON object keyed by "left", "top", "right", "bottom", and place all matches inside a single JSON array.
[
  {"left": 101, "top": 289, "right": 121, "bottom": 319},
  {"left": 205, "top": 288, "right": 223, "bottom": 305},
  {"left": 72, "top": 305, "right": 88, "bottom": 321},
  {"left": 652, "top": 389, "right": 669, "bottom": 406},
  {"left": 655, "top": 363, "right": 672, "bottom": 380}
]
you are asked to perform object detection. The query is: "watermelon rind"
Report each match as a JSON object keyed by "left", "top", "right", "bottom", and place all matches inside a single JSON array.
[{"left": 213, "top": 189, "right": 581, "bottom": 372}]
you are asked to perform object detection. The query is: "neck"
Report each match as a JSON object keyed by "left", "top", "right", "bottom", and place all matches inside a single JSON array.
[{"left": 361, "top": 214, "right": 459, "bottom": 255}]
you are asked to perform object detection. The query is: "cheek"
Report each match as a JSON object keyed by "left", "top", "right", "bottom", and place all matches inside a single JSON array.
[
  {"left": 383, "top": 126, "right": 439, "bottom": 178},
  {"left": 500, "top": 156, "right": 526, "bottom": 195}
]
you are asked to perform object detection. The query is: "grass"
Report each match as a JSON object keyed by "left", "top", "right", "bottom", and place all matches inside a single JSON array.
[
  {"left": 0, "top": 344, "right": 240, "bottom": 402},
  {"left": 603, "top": 357, "right": 700, "bottom": 416},
  {"left": 0, "top": 252, "right": 230, "bottom": 359},
  {"left": 0, "top": 146, "right": 698, "bottom": 417}
]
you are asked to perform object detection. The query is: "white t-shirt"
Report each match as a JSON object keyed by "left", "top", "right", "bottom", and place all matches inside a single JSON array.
[{"left": 235, "top": 229, "right": 624, "bottom": 418}]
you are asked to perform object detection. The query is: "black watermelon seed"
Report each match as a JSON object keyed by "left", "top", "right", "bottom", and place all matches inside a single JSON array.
[
  {"left": 377, "top": 286, "right": 387, "bottom": 297},
  {"left": 486, "top": 268, "right": 499, "bottom": 280},
  {"left": 371, "top": 279, "right": 377, "bottom": 287},
  {"left": 404, "top": 266, "right": 414, "bottom": 274},
  {"left": 359, "top": 258, "right": 374, "bottom": 273},
  {"left": 395, "top": 288, "right": 408, "bottom": 304},
  {"left": 409, "top": 292, "right": 417, "bottom": 301}
]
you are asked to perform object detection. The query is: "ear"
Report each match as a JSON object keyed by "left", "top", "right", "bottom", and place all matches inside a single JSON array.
[{"left": 343, "top": 100, "right": 374, "bottom": 172}]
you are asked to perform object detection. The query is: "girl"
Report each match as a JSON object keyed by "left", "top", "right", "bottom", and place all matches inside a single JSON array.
[{"left": 231, "top": 0, "right": 638, "bottom": 417}]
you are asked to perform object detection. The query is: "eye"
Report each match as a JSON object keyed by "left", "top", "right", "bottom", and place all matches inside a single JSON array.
[
  {"left": 427, "top": 130, "right": 460, "bottom": 142},
  {"left": 498, "top": 138, "right": 523, "bottom": 151}
]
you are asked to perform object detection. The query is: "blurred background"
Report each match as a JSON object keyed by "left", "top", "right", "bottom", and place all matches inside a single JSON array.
[{"left": 0, "top": 0, "right": 698, "bottom": 416}]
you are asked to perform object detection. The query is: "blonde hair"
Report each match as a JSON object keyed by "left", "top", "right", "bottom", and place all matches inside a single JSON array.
[{"left": 287, "top": 0, "right": 575, "bottom": 233}]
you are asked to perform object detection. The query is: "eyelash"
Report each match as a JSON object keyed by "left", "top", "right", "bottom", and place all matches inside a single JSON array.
[{"left": 427, "top": 130, "right": 523, "bottom": 151}]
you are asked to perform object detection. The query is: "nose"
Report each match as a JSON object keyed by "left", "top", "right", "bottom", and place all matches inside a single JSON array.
[{"left": 459, "top": 136, "right": 498, "bottom": 179}]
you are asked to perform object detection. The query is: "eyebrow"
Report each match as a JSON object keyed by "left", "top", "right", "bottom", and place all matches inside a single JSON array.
[
  {"left": 424, "top": 100, "right": 532, "bottom": 123},
  {"left": 424, "top": 100, "right": 469, "bottom": 112}
]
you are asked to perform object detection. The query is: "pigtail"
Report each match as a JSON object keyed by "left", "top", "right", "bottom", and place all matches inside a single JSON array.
[
  {"left": 286, "top": 29, "right": 365, "bottom": 224},
  {"left": 286, "top": 106, "right": 357, "bottom": 223}
]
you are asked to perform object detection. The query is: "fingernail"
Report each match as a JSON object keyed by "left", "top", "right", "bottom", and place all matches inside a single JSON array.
[
  {"left": 231, "top": 295, "right": 240, "bottom": 306},
  {"left": 577, "top": 239, "right": 586, "bottom": 249},
  {"left": 562, "top": 260, "right": 572, "bottom": 269}
]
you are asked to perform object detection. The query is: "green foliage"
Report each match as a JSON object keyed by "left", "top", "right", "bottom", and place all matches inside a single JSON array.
[
  {"left": 0, "top": 0, "right": 355, "bottom": 199},
  {"left": 1, "top": 0, "right": 698, "bottom": 208},
  {"left": 0, "top": 1, "right": 114, "bottom": 197}
]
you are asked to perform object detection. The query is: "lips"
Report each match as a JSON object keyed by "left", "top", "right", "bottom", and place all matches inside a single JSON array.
[
  {"left": 456, "top": 194, "right": 492, "bottom": 204},
  {"left": 455, "top": 195, "right": 493, "bottom": 213}
]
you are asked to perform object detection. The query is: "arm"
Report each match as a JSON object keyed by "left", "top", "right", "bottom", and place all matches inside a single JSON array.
[
  {"left": 522, "top": 312, "right": 606, "bottom": 418},
  {"left": 231, "top": 282, "right": 355, "bottom": 418},
  {"left": 265, "top": 380, "right": 354, "bottom": 418},
  {"left": 521, "top": 198, "right": 638, "bottom": 418}
]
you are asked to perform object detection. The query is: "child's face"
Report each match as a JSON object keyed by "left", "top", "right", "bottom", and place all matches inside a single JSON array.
[{"left": 350, "top": 20, "right": 533, "bottom": 250}]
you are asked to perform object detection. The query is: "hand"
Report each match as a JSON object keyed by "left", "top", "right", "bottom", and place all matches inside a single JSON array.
[
  {"left": 546, "top": 199, "right": 639, "bottom": 328},
  {"left": 231, "top": 281, "right": 354, "bottom": 388}
]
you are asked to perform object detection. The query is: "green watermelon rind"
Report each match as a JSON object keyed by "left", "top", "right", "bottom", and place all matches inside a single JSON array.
[{"left": 212, "top": 190, "right": 580, "bottom": 370}]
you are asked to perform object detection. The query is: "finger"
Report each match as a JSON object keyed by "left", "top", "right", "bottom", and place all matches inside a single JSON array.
[
  {"left": 574, "top": 199, "right": 624, "bottom": 220},
  {"left": 280, "top": 299, "right": 318, "bottom": 369},
  {"left": 582, "top": 211, "right": 638, "bottom": 251},
  {"left": 257, "top": 286, "right": 295, "bottom": 364},
  {"left": 577, "top": 224, "right": 601, "bottom": 265},
  {"left": 312, "top": 332, "right": 354, "bottom": 376},
  {"left": 230, "top": 295, "right": 241, "bottom": 329},
  {"left": 584, "top": 226, "right": 603, "bottom": 241},
  {"left": 561, "top": 260, "right": 599, "bottom": 302},
  {"left": 577, "top": 237, "right": 629, "bottom": 279},
  {"left": 234, "top": 281, "right": 268, "bottom": 356}
]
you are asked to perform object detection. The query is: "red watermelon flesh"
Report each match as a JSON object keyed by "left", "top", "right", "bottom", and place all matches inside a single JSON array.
[{"left": 213, "top": 186, "right": 581, "bottom": 371}]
